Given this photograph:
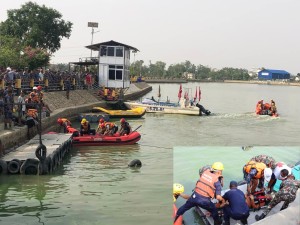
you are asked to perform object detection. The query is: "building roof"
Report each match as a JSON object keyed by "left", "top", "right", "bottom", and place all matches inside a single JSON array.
[
  {"left": 86, "top": 40, "right": 139, "bottom": 52},
  {"left": 261, "top": 69, "right": 290, "bottom": 74}
]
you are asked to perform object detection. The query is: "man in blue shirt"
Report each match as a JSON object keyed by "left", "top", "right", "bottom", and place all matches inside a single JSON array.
[{"left": 222, "top": 181, "right": 249, "bottom": 225}]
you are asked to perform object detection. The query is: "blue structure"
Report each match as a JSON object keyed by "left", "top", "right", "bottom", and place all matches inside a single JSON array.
[{"left": 258, "top": 69, "right": 290, "bottom": 80}]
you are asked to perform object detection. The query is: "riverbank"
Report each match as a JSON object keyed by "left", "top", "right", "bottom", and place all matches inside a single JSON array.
[
  {"left": 145, "top": 78, "right": 300, "bottom": 86},
  {"left": 0, "top": 83, "right": 152, "bottom": 153}
]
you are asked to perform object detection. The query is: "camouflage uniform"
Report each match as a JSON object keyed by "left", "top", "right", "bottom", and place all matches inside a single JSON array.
[
  {"left": 250, "top": 155, "right": 276, "bottom": 169},
  {"left": 256, "top": 177, "right": 300, "bottom": 220}
]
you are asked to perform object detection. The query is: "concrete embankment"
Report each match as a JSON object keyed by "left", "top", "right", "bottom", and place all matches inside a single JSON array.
[{"left": 0, "top": 83, "right": 152, "bottom": 153}]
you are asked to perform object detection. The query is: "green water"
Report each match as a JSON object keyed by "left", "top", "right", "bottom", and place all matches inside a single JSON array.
[
  {"left": 173, "top": 146, "right": 300, "bottom": 225},
  {"left": 1, "top": 83, "right": 300, "bottom": 225}
]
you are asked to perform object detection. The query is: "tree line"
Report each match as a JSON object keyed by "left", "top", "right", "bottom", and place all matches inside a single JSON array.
[
  {"left": 0, "top": 1, "right": 72, "bottom": 70},
  {"left": 130, "top": 60, "right": 251, "bottom": 81},
  {"left": 0, "top": 2, "right": 251, "bottom": 80}
]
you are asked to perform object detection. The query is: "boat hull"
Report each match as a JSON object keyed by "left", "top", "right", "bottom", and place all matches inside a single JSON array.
[
  {"left": 124, "top": 102, "right": 200, "bottom": 116},
  {"left": 92, "top": 106, "right": 146, "bottom": 118},
  {"left": 72, "top": 132, "right": 141, "bottom": 146}
]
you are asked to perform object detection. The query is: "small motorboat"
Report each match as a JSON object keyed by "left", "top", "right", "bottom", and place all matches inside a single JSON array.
[
  {"left": 92, "top": 106, "right": 146, "bottom": 118},
  {"left": 72, "top": 131, "right": 141, "bottom": 146}
]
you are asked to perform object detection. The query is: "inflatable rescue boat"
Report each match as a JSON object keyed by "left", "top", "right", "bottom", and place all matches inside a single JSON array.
[{"left": 72, "top": 132, "right": 141, "bottom": 146}]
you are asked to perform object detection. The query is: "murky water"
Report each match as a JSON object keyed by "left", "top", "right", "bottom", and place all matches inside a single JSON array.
[
  {"left": 0, "top": 82, "right": 299, "bottom": 225},
  {"left": 173, "top": 146, "right": 300, "bottom": 225}
]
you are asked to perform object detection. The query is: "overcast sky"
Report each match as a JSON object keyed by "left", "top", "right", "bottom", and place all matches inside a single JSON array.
[{"left": 1, "top": 0, "right": 299, "bottom": 74}]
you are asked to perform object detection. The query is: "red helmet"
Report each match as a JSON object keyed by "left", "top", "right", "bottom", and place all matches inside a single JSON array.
[
  {"left": 99, "top": 118, "right": 104, "bottom": 123},
  {"left": 37, "top": 86, "right": 42, "bottom": 91},
  {"left": 120, "top": 118, "right": 126, "bottom": 123},
  {"left": 57, "top": 118, "right": 62, "bottom": 124}
]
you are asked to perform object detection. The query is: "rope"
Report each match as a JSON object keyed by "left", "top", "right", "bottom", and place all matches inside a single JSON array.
[{"left": 139, "top": 144, "right": 172, "bottom": 150}]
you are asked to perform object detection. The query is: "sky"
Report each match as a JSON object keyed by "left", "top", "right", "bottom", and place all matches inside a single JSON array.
[{"left": 1, "top": 0, "right": 299, "bottom": 74}]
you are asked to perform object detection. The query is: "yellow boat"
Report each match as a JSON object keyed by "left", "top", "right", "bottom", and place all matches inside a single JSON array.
[{"left": 92, "top": 106, "right": 146, "bottom": 118}]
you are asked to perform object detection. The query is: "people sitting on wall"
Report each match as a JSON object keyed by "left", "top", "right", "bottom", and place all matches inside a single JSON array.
[{"left": 80, "top": 118, "right": 95, "bottom": 136}]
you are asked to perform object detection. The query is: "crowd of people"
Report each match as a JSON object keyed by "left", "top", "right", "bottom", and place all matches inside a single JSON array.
[
  {"left": 57, "top": 117, "right": 132, "bottom": 137},
  {"left": 174, "top": 155, "right": 300, "bottom": 225},
  {"left": 0, "top": 66, "right": 98, "bottom": 91}
]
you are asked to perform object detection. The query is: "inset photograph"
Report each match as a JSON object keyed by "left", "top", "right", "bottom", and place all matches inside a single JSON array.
[{"left": 173, "top": 146, "right": 300, "bottom": 225}]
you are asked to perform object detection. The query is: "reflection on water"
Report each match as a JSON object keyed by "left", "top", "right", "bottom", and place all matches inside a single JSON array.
[{"left": 0, "top": 122, "right": 172, "bottom": 225}]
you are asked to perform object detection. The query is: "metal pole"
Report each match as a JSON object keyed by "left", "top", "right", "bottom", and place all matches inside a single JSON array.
[{"left": 90, "top": 27, "right": 94, "bottom": 58}]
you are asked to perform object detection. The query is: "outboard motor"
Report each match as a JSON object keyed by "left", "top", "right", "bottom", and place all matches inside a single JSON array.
[{"left": 196, "top": 103, "right": 211, "bottom": 116}]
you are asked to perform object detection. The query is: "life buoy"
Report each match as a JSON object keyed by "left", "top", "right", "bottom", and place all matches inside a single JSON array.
[
  {"left": 7, "top": 159, "right": 21, "bottom": 174},
  {"left": 0, "top": 159, "right": 8, "bottom": 175}
]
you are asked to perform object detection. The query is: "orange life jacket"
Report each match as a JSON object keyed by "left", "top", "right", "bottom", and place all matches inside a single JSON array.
[
  {"left": 244, "top": 161, "right": 266, "bottom": 179},
  {"left": 194, "top": 169, "right": 219, "bottom": 198},
  {"left": 255, "top": 104, "right": 262, "bottom": 114},
  {"left": 27, "top": 109, "right": 37, "bottom": 118},
  {"left": 61, "top": 118, "right": 70, "bottom": 124},
  {"left": 264, "top": 103, "right": 271, "bottom": 110},
  {"left": 105, "top": 122, "right": 115, "bottom": 129},
  {"left": 29, "top": 91, "right": 39, "bottom": 102}
]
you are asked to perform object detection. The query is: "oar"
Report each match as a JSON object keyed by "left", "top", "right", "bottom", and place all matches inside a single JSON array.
[{"left": 133, "top": 125, "right": 142, "bottom": 132}]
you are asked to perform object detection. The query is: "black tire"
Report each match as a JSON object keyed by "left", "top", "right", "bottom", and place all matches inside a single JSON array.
[
  {"left": 0, "top": 159, "right": 8, "bottom": 175},
  {"left": 20, "top": 158, "right": 39, "bottom": 175},
  {"left": 7, "top": 159, "right": 21, "bottom": 174}
]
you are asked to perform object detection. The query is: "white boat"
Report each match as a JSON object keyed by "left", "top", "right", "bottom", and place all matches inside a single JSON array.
[
  {"left": 126, "top": 84, "right": 211, "bottom": 116},
  {"left": 195, "top": 182, "right": 299, "bottom": 225},
  {"left": 124, "top": 98, "right": 211, "bottom": 116}
]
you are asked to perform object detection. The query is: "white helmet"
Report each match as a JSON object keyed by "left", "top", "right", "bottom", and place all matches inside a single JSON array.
[
  {"left": 264, "top": 168, "right": 273, "bottom": 183},
  {"left": 33, "top": 86, "right": 38, "bottom": 90}
]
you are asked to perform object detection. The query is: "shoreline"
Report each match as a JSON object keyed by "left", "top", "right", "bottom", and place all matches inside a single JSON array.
[{"left": 144, "top": 79, "right": 300, "bottom": 86}]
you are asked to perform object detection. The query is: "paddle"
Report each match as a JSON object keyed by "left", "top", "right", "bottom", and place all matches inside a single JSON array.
[{"left": 133, "top": 125, "right": 142, "bottom": 132}]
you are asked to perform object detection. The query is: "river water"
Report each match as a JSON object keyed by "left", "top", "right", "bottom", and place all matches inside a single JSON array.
[{"left": 0, "top": 82, "right": 299, "bottom": 225}]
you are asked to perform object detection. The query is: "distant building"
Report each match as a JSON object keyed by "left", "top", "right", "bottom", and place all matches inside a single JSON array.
[
  {"left": 183, "top": 72, "right": 195, "bottom": 80},
  {"left": 257, "top": 69, "right": 290, "bottom": 80},
  {"left": 86, "top": 40, "right": 139, "bottom": 88}
]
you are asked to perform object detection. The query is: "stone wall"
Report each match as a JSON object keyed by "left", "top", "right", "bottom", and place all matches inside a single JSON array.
[{"left": 0, "top": 83, "right": 152, "bottom": 152}]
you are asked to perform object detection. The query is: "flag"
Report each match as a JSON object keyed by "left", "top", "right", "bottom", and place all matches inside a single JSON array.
[
  {"left": 194, "top": 86, "right": 198, "bottom": 102},
  {"left": 198, "top": 86, "right": 201, "bottom": 101},
  {"left": 158, "top": 85, "right": 161, "bottom": 98},
  {"left": 178, "top": 84, "right": 182, "bottom": 100}
]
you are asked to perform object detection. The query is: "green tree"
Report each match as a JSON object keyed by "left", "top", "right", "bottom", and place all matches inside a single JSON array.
[
  {"left": 0, "top": 1, "right": 72, "bottom": 54},
  {"left": 130, "top": 60, "right": 144, "bottom": 76},
  {"left": 148, "top": 61, "right": 166, "bottom": 77},
  {"left": 166, "top": 63, "right": 186, "bottom": 78},
  {"left": 0, "top": 35, "right": 23, "bottom": 68},
  {"left": 195, "top": 64, "right": 211, "bottom": 80}
]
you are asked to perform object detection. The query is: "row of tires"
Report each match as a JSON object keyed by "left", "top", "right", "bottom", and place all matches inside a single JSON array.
[
  {"left": 78, "top": 114, "right": 110, "bottom": 123},
  {"left": 0, "top": 139, "right": 73, "bottom": 175}
]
